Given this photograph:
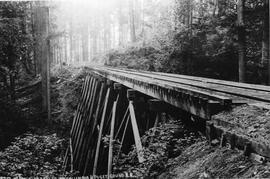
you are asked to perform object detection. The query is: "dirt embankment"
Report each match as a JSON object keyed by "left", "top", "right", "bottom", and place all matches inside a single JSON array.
[
  {"left": 159, "top": 104, "right": 270, "bottom": 179},
  {"left": 213, "top": 104, "right": 270, "bottom": 146},
  {"left": 159, "top": 141, "right": 270, "bottom": 179}
]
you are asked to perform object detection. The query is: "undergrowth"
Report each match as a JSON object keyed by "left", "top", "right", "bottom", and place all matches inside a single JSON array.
[
  {"left": 0, "top": 134, "right": 65, "bottom": 177},
  {"left": 112, "top": 116, "right": 204, "bottom": 178},
  {"left": 50, "top": 65, "right": 89, "bottom": 135}
]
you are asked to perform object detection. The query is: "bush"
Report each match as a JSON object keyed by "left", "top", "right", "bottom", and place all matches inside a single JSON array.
[
  {"left": 0, "top": 134, "right": 65, "bottom": 177},
  {"left": 50, "top": 66, "right": 88, "bottom": 132},
  {"left": 0, "top": 101, "right": 28, "bottom": 150}
]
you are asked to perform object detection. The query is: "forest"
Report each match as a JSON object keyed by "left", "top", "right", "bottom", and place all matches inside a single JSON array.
[{"left": 0, "top": 0, "right": 270, "bottom": 177}]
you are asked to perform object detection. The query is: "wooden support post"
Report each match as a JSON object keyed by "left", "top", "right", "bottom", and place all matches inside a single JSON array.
[
  {"left": 107, "top": 99, "right": 117, "bottom": 178},
  {"left": 114, "top": 83, "right": 124, "bottom": 130},
  {"left": 91, "top": 78, "right": 106, "bottom": 135},
  {"left": 93, "top": 87, "right": 111, "bottom": 176},
  {"left": 205, "top": 121, "right": 215, "bottom": 142},
  {"left": 129, "top": 101, "right": 144, "bottom": 163},
  {"left": 78, "top": 78, "right": 101, "bottom": 172},
  {"left": 148, "top": 99, "right": 166, "bottom": 144},
  {"left": 150, "top": 113, "right": 160, "bottom": 144},
  {"left": 127, "top": 89, "right": 144, "bottom": 163},
  {"left": 82, "top": 80, "right": 106, "bottom": 175},
  {"left": 62, "top": 147, "right": 69, "bottom": 172},
  {"left": 71, "top": 76, "right": 90, "bottom": 136},
  {"left": 127, "top": 89, "right": 137, "bottom": 100},
  {"left": 74, "top": 78, "right": 97, "bottom": 168},
  {"left": 72, "top": 77, "right": 94, "bottom": 151},
  {"left": 114, "top": 83, "right": 122, "bottom": 91},
  {"left": 69, "top": 138, "right": 74, "bottom": 172},
  {"left": 116, "top": 115, "right": 130, "bottom": 162},
  {"left": 71, "top": 77, "right": 93, "bottom": 161},
  {"left": 65, "top": 76, "right": 90, "bottom": 172},
  {"left": 75, "top": 78, "right": 99, "bottom": 170},
  {"left": 106, "top": 84, "right": 122, "bottom": 178}
]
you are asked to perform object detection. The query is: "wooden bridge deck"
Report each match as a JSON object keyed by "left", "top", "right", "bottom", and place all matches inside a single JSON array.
[{"left": 92, "top": 66, "right": 270, "bottom": 119}]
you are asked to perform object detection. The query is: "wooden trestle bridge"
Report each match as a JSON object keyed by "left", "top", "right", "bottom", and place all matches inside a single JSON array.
[{"left": 63, "top": 66, "right": 270, "bottom": 176}]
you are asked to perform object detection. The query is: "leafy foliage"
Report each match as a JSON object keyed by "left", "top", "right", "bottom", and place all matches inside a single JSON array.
[
  {"left": 0, "top": 101, "right": 28, "bottom": 150},
  {"left": 113, "top": 117, "right": 203, "bottom": 178},
  {"left": 107, "top": 0, "right": 268, "bottom": 84},
  {"left": 0, "top": 1, "right": 36, "bottom": 148},
  {"left": 0, "top": 1, "right": 35, "bottom": 89},
  {"left": 0, "top": 134, "right": 65, "bottom": 177}
]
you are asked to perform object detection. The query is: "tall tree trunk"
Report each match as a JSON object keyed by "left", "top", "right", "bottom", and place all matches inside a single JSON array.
[
  {"left": 92, "top": 31, "right": 98, "bottom": 58},
  {"left": 103, "top": 15, "right": 108, "bottom": 53},
  {"left": 199, "top": 0, "right": 204, "bottom": 18},
  {"left": 129, "top": 0, "right": 136, "bottom": 43},
  {"left": 53, "top": 44, "right": 55, "bottom": 64},
  {"left": 186, "top": 0, "right": 192, "bottom": 27},
  {"left": 107, "top": 25, "right": 111, "bottom": 51},
  {"left": 30, "top": 3, "right": 37, "bottom": 75},
  {"left": 237, "top": 0, "right": 246, "bottom": 82},
  {"left": 262, "top": 0, "right": 270, "bottom": 84},
  {"left": 111, "top": 24, "right": 115, "bottom": 49},
  {"left": 75, "top": 35, "right": 80, "bottom": 62},
  {"left": 141, "top": 0, "right": 146, "bottom": 45},
  {"left": 268, "top": 0, "right": 270, "bottom": 85},
  {"left": 33, "top": 6, "right": 41, "bottom": 74},
  {"left": 64, "top": 36, "right": 68, "bottom": 64},
  {"left": 36, "top": 6, "right": 50, "bottom": 121},
  {"left": 118, "top": 1, "right": 123, "bottom": 46},
  {"left": 69, "top": 20, "right": 73, "bottom": 63},
  {"left": 82, "top": 25, "right": 89, "bottom": 62},
  {"left": 213, "top": 0, "right": 218, "bottom": 16},
  {"left": 9, "top": 73, "right": 15, "bottom": 102}
]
